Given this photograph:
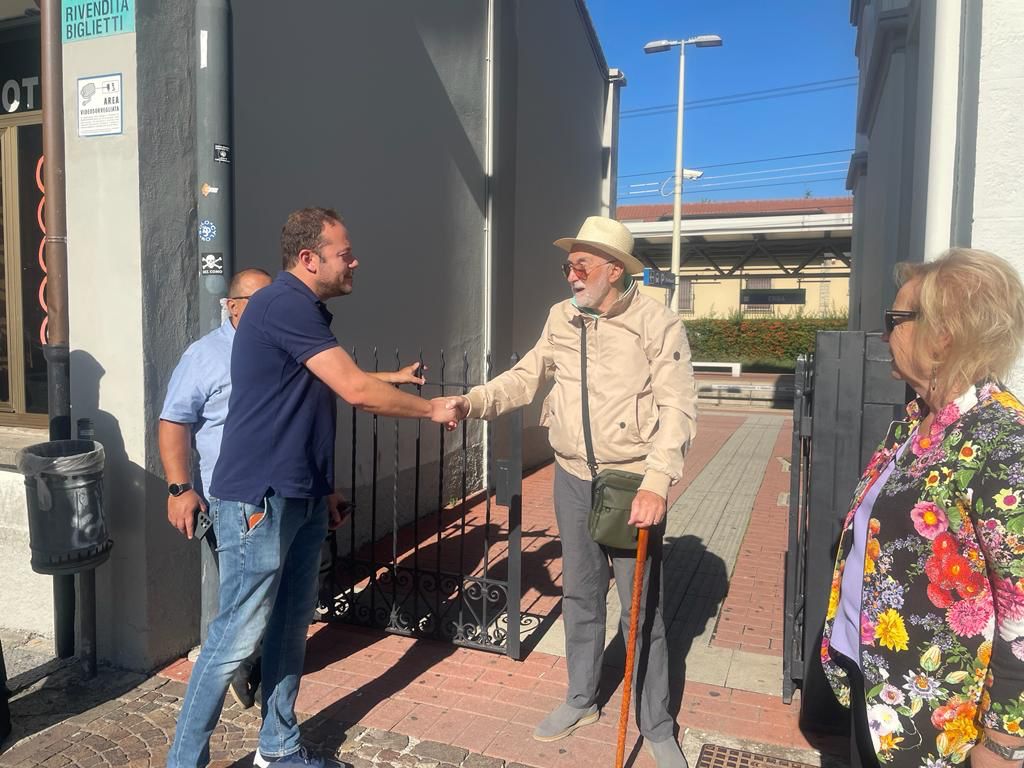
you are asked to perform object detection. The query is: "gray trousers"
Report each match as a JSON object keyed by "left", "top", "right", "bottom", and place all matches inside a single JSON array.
[{"left": 553, "top": 465, "right": 673, "bottom": 742}]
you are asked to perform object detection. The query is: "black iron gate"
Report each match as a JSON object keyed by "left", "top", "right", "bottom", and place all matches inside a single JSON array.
[
  {"left": 783, "top": 332, "right": 910, "bottom": 722},
  {"left": 782, "top": 353, "right": 812, "bottom": 705},
  {"left": 319, "top": 351, "right": 524, "bottom": 660}
]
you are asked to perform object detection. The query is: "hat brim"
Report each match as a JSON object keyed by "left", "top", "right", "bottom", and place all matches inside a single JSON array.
[{"left": 553, "top": 237, "right": 647, "bottom": 276}]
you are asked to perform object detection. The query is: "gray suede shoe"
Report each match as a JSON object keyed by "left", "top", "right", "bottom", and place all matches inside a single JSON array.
[
  {"left": 646, "top": 738, "right": 688, "bottom": 768},
  {"left": 532, "top": 703, "right": 600, "bottom": 742}
]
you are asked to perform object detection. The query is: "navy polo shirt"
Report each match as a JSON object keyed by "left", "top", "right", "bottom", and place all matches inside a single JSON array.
[{"left": 210, "top": 271, "right": 340, "bottom": 504}]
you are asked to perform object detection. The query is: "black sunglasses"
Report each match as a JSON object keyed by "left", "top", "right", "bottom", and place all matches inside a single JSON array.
[
  {"left": 227, "top": 295, "right": 252, "bottom": 301},
  {"left": 884, "top": 309, "right": 918, "bottom": 334}
]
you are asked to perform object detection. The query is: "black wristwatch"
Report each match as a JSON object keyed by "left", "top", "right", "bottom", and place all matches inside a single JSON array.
[
  {"left": 168, "top": 482, "right": 193, "bottom": 497},
  {"left": 979, "top": 732, "right": 1024, "bottom": 762}
]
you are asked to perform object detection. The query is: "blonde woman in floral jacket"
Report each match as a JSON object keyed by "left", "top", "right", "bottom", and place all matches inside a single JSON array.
[{"left": 821, "top": 249, "right": 1024, "bottom": 768}]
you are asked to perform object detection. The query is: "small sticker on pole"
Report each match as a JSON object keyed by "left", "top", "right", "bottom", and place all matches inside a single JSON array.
[
  {"left": 213, "top": 144, "right": 231, "bottom": 164},
  {"left": 200, "top": 253, "right": 224, "bottom": 275}
]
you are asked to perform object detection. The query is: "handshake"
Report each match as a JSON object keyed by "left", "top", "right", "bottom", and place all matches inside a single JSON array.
[{"left": 428, "top": 395, "right": 471, "bottom": 431}]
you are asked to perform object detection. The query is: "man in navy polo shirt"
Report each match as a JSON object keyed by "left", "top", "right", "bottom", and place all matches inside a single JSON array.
[{"left": 168, "top": 208, "right": 458, "bottom": 768}]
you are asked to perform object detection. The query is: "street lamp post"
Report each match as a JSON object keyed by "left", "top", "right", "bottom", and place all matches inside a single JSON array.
[{"left": 644, "top": 34, "right": 722, "bottom": 315}]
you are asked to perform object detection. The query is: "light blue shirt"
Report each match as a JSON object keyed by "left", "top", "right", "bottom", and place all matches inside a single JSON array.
[{"left": 159, "top": 319, "right": 235, "bottom": 499}]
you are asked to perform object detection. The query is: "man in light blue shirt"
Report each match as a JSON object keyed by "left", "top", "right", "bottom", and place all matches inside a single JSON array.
[
  {"left": 159, "top": 267, "right": 273, "bottom": 708},
  {"left": 160, "top": 268, "right": 273, "bottom": 532}
]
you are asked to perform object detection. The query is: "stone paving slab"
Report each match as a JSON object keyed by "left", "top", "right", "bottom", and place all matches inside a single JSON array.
[
  {"left": 0, "top": 630, "right": 59, "bottom": 689},
  {"left": 532, "top": 413, "right": 787, "bottom": 664},
  {"left": 0, "top": 664, "right": 543, "bottom": 768}
]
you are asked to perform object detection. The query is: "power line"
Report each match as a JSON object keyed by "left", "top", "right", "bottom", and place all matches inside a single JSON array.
[
  {"left": 682, "top": 160, "right": 848, "bottom": 183},
  {"left": 621, "top": 76, "right": 858, "bottom": 116},
  {"left": 621, "top": 83, "right": 857, "bottom": 119},
  {"left": 620, "top": 175, "right": 848, "bottom": 199},
  {"left": 621, "top": 166, "right": 848, "bottom": 193},
  {"left": 625, "top": 169, "right": 844, "bottom": 196},
  {"left": 617, "top": 148, "right": 854, "bottom": 179},
  {"left": 693, "top": 169, "right": 848, "bottom": 189}
]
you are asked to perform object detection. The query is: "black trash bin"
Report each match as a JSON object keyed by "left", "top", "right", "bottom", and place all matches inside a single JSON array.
[
  {"left": 0, "top": 636, "right": 9, "bottom": 745},
  {"left": 17, "top": 440, "right": 112, "bottom": 575}
]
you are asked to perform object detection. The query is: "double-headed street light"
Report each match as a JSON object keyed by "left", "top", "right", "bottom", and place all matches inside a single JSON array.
[{"left": 644, "top": 34, "right": 723, "bottom": 314}]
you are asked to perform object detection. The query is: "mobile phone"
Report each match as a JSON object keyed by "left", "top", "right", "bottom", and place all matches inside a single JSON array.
[{"left": 194, "top": 509, "right": 213, "bottom": 540}]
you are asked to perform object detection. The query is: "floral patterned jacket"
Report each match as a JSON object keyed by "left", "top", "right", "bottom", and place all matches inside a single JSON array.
[{"left": 821, "top": 381, "right": 1024, "bottom": 766}]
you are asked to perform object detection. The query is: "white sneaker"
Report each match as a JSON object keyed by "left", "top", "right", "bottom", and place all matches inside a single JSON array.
[{"left": 253, "top": 746, "right": 350, "bottom": 768}]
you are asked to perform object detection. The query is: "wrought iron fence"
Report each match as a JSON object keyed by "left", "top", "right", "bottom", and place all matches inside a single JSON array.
[{"left": 318, "top": 350, "right": 524, "bottom": 659}]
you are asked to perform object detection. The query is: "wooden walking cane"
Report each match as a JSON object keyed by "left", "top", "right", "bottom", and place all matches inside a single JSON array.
[{"left": 615, "top": 527, "right": 650, "bottom": 768}]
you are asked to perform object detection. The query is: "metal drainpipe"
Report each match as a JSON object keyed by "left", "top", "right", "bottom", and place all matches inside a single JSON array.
[
  {"left": 40, "top": 0, "right": 75, "bottom": 660},
  {"left": 481, "top": 0, "right": 496, "bottom": 485},
  {"left": 920, "top": 1, "right": 962, "bottom": 260},
  {"left": 196, "top": 0, "right": 233, "bottom": 333},
  {"left": 196, "top": 0, "right": 233, "bottom": 641}
]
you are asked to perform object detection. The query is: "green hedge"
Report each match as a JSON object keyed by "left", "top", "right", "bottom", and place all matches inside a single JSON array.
[{"left": 684, "top": 315, "right": 848, "bottom": 369}]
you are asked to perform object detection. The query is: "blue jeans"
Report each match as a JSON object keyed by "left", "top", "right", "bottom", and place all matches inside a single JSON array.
[{"left": 168, "top": 493, "right": 327, "bottom": 767}]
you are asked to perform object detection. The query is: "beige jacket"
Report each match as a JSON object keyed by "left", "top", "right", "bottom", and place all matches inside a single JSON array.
[{"left": 465, "top": 284, "right": 697, "bottom": 498}]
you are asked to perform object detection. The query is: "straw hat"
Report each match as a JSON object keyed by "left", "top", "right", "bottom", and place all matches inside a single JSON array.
[{"left": 554, "top": 216, "right": 645, "bottom": 276}]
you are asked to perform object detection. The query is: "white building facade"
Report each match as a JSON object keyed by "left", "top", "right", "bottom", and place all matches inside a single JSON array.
[{"left": 848, "top": 0, "right": 1024, "bottom": 390}]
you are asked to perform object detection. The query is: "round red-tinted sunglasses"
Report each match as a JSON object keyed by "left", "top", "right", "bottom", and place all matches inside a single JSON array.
[{"left": 561, "top": 261, "right": 612, "bottom": 281}]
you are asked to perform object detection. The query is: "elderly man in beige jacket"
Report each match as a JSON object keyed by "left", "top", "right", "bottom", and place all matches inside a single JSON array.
[{"left": 443, "top": 216, "right": 697, "bottom": 768}]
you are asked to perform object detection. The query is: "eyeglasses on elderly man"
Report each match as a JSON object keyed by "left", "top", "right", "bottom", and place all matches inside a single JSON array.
[{"left": 561, "top": 261, "right": 614, "bottom": 281}]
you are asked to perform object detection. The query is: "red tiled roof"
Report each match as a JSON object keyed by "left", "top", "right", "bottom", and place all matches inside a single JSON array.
[{"left": 617, "top": 196, "right": 853, "bottom": 222}]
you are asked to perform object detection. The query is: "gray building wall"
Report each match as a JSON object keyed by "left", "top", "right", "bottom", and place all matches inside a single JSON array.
[
  {"left": 231, "top": 1, "right": 612, "bottom": 507},
  {"left": 61, "top": 0, "right": 198, "bottom": 669},
  {"left": 136, "top": 0, "right": 200, "bottom": 666},
  {"left": 231, "top": 0, "right": 490, "bottom": 546},
  {"left": 232, "top": 1, "right": 488, "bottom": 361},
  {"left": 3, "top": 0, "right": 611, "bottom": 666},
  {"left": 847, "top": 0, "right": 916, "bottom": 330},
  {"left": 508, "top": 1, "right": 608, "bottom": 467}
]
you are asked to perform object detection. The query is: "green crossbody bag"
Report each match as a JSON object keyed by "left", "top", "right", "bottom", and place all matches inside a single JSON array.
[{"left": 580, "top": 321, "right": 641, "bottom": 550}]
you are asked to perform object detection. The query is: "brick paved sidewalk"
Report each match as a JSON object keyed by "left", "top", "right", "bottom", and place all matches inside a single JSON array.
[
  {"left": 0, "top": 661, "right": 533, "bottom": 767},
  {"left": 711, "top": 422, "right": 792, "bottom": 656},
  {"left": 0, "top": 410, "right": 846, "bottom": 768}
]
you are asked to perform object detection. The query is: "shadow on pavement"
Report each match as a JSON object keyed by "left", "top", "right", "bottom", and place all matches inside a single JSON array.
[
  {"left": 283, "top": 624, "right": 460, "bottom": 760},
  {"left": 593, "top": 533, "right": 729, "bottom": 764},
  {"left": 0, "top": 661, "right": 145, "bottom": 756}
]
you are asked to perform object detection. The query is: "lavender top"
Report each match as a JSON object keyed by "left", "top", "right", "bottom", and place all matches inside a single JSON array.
[{"left": 830, "top": 438, "right": 910, "bottom": 665}]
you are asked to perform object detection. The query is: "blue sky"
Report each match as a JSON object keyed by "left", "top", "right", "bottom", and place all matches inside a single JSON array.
[{"left": 585, "top": 0, "right": 858, "bottom": 205}]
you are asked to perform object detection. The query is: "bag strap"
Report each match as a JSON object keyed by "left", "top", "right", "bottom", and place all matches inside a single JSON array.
[{"left": 580, "top": 320, "right": 598, "bottom": 479}]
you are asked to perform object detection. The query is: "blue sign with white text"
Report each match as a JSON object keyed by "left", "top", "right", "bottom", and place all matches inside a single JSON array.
[
  {"left": 643, "top": 268, "right": 676, "bottom": 289},
  {"left": 62, "top": 0, "right": 135, "bottom": 43}
]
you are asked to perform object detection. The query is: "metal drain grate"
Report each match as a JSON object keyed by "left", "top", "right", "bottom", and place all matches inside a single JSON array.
[{"left": 696, "top": 743, "right": 816, "bottom": 768}]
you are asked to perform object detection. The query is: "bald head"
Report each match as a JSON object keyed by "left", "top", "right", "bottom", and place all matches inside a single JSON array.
[
  {"left": 229, "top": 268, "right": 271, "bottom": 299},
  {"left": 226, "top": 268, "right": 272, "bottom": 327}
]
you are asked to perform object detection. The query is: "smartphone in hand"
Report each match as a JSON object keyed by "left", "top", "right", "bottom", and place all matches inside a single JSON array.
[{"left": 194, "top": 509, "right": 213, "bottom": 541}]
